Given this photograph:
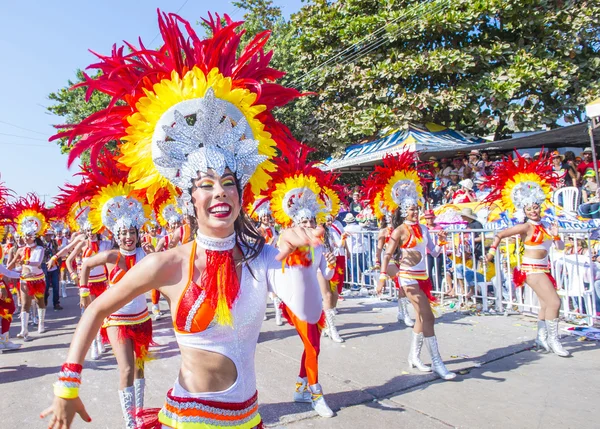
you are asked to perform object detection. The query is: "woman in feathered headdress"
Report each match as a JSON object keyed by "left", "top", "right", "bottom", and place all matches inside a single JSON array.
[
  {"left": 76, "top": 177, "right": 155, "bottom": 426},
  {"left": 373, "top": 151, "right": 456, "bottom": 380},
  {"left": 0, "top": 178, "right": 22, "bottom": 351},
  {"left": 362, "top": 172, "right": 415, "bottom": 328},
  {"left": 6, "top": 194, "right": 51, "bottom": 340},
  {"left": 42, "top": 12, "right": 327, "bottom": 429},
  {"left": 483, "top": 152, "right": 569, "bottom": 357},
  {"left": 262, "top": 152, "right": 337, "bottom": 417}
]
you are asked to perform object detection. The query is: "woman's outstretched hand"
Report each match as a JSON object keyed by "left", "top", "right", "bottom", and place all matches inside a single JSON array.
[
  {"left": 275, "top": 226, "right": 324, "bottom": 261},
  {"left": 41, "top": 396, "right": 92, "bottom": 428}
]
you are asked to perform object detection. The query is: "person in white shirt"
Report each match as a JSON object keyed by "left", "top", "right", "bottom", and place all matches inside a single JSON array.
[{"left": 343, "top": 213, "right": 365, "bottom": 290}]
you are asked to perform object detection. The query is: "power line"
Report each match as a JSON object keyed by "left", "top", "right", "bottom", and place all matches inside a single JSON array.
[
  {"left": 148, "top": 0, "right": 191, "bottom": 47},
  {"left": 0, "top": 120, "right": 47, "bottom": 136},
  {"left": 289, "top": 0, "right": 449, "bottom": 89},
  {"left": 0, "top": 132, "right": 48, "bottom": 142}
]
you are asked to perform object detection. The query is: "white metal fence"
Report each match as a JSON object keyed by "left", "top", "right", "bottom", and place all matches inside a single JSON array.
[{"left": 342, "top": 228, "right": 599, "bottom": 325}]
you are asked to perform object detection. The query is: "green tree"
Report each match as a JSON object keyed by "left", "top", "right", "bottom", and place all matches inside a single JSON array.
[
  {"left": 47, "top": 69, "right": 115, "bottom": 162},
  {"left": 279, "top": 0, "right": 600, "bottom": 153}
]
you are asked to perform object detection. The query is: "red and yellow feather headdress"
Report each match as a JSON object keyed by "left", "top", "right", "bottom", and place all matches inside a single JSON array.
[
  {"left": 483, "top": 151, "right": 558, "bottom": 213},
  {"left": 12, "top": 194, "right": 51, "bottom": 237},
  {"left": 51, "top": 11, "right": 304, "bottom": 206}
]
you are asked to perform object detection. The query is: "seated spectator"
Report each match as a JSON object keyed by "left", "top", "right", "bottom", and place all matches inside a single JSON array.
[
  {"left": 481, "top": 151, "right": 494, "bottom": 168},
  {"left": 452, "top": 179, "right": 477, "bottom": 204},
  {"left": 578, "top": 169, "right": 600, "bottom": 219}
]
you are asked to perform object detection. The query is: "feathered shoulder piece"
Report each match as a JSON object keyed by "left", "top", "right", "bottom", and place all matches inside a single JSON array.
[
  {"left": 483, "top": 151, "right": 557, "bottom": 213},
  {"left": 12, "top": 193, "right": 51, "bottom": 237},
  {"left": 51, "top": 11, "right": 304, "bottom": 204}
]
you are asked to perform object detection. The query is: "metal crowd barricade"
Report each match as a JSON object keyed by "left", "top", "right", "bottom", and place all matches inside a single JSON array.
[{"left": 340, "top": 226, "right": 598, "bottom": 325}]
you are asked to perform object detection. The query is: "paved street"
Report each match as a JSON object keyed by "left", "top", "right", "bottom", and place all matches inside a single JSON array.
[{"left": 1, "top": 285, "right": 598, "bottom": 429}]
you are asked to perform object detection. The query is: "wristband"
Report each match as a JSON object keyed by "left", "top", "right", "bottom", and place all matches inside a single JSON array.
[
  {"left": 327, "top": 263, "right": 336, "bottom": 270},
  {"left": 437, "top": 240, "right": 447, "bottom": 246},
  {"left": 379, "top": 274, "right": 388, "bottom": 281},
  {"left": 553, "top": 235, "right": 561, "bottom": 241},
  {"left": 0, "top": 284, "right": 5, "bottom": 290},
  {"left": 79, "top": 286, "right": 90, "bottom": 298},
  {"left": 488, "top": 248, "right": 497, "bottom": 256},
  {"left": 54, "top": 363, "right": 82, "bottom": 399},
  {"left": 70, "top": 272, "right": 78, "bottom": 281}
]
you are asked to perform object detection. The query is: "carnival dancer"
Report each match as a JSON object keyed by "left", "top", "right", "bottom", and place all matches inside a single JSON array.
[
  {"left": 78, "top": 179, "right": 154, "bottom": 428},
  {"left": 55, "top": 227, "right": 71, "bottom": 298},
  {"left": 249, "top": 198, "right": 283, "bottom": 324},
  {"left": 483, "top": 152, "right": 569, "bottom": 357},
  {"left": 373, "top": 152, "right": 456, "bottom": 380},
  {"left": 6, "top": 194, "right": 53, "bottom": 339},
  {"left": 142, "top": 220, "right": 163, "bottom": 319},
  {"left": 363, "top": 174, "right": 414, "bottom": 327},
  {"left": 317, "top": 169, "right": 346, "bottom": 343},
  {"left": 41, "top": 11, "right": 321, "bottom": 429},
  {"left": 263, "top": 154, "right": 337, "bottom": 417}
]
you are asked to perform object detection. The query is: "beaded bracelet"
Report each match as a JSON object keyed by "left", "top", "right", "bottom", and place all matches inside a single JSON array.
[
  {"left": 70, "top": 272, "right": 78, "bottom": 281},
  {"left": 488, "top": 248, "right": 497, "bottom": 256},
  {"left": 53, "top": 363, "right": 82, "bottom": 399},
  {"left": 379, "top": 273, "right": 388, "bottom": 281}
]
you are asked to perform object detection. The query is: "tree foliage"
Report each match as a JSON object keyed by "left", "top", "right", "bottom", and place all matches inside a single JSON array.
[
  {"left": 47, "top": 70, "right": 115, "bottom": 163},
  {"left": 49, "top": 0, "right": 600, "bottom": 160}
]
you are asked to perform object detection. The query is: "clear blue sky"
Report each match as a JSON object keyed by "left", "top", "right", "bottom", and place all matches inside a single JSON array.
[{"left": 0, "top": 0, "right": 304, "bottom": 201}]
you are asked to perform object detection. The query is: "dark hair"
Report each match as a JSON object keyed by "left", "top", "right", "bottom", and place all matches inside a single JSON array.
[
  {"left": 378, "top": 217, "right": 388, "bottom": 229},
  {"left": 34, "top": 237, "right": 44, "bottom": 247},
  {"left": 564, "top": 151, "right": 575, "bottom": 161},
  {"left": 321, "top": 224, "right": 333, "bottom": 253},
  {"left": 117, "top": 226, "right": 141, "bottom": 248},
  {"left": 189, "top": 176, "right": 264, "bottom": 265},
  {"left": 392, "top": 208, "right": 405, "bottom": 229}
]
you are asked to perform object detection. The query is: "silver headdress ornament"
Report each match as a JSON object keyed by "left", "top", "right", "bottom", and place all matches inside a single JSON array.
[
  {"left": 75, "top": 206, "right": 92, "bottom": 231},
  {"left": 284, "top": 187, "right": 323, "bottom": 224},
  {"left": 511, "top": 182, "right": 547, "bottom": 211},
  {"left": 21, "top": 219, "right": 42, "bottom": 236},
  {"left": 391, "top": 180, "right": 422, "bottom": 217},
  {"left": 101, "top": 196, "right": 148, "bottom": 236},
  {"left": 161, "top": 203, "right": 182, "bottom": 226},
  {"left": 152, "top": 89, "right": 267, "bottom": 204}
]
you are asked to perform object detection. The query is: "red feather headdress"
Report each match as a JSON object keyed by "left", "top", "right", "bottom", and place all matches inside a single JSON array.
[
  {"left": 51, "top": 11, "right": 304, "bottom": 203},
  {"left": 483, "top": 151, "right": 558, "bottom": 212},
  {"left": 11, "top": 194, "right": 51, "bottom": 237}
]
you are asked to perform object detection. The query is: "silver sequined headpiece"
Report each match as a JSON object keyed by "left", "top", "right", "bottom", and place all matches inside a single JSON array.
[
  {"left": 284, "top": 187, "right": 323, "bottom": 224},
  {"left": 511, "top": 181, "right": 546, "bottom": 211},
  {"left": 390, "top": 179, "right": 421, "bottom": 217},
  {"left": 101, "top": 196, "right": 148, "bottom": 236},
  {"left": 152, "top": 88, "right": 267, "bottom": 207}
]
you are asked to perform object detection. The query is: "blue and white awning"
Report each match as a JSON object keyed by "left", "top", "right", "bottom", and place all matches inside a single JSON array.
[{"left": 322, "top": 123, "right": 485, "bottom": 171}]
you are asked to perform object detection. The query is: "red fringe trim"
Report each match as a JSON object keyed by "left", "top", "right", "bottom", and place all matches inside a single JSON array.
[
  {"left": 416, "top": 279, "right": 437, "bottom": 303},
  {"left": 89, "top": 281, "right": 108, "bottom": 297},
  {"left": 280, "top": 302, "right": 293, "bottom": 327},
  {"left": 513, "top": 268, "right": 557, "bottom": 289},
  {"left": 393, "top": 276, "right": 400, "bottom": 290},
  {"left": 24, "top": 278, "right": 46, "bottom": 298},
  {"left": 100, "top": 319, "right": 154, "bottom": 367}
]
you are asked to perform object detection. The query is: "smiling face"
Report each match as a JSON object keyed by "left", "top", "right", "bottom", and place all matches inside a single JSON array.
[
  {"left": 191, "top": 168, "right": 240, "bottom": 238},
  {"left": 298, "top": 217, "right": 317, "bottom": 229},
  {"left": 524, "top": 203, "right": 541, "bottom": 221},
  {"left": 405, "top": 205, "right": 419, "bottom": 222},
  {"left": 119, "top": 227, "right": 138, "bottom": 251}
]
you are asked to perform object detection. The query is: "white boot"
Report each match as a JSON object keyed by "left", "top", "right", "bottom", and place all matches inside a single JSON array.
[
  {"left": 118, "top": 386, "right": 137, "bottom": 429},
  {"left": 0, "top": 332, "right": 21, "bottom": 351},
  {"left": 324, "top": 309, "right": 344, "bottom": 343},
  {"left": 61, "top": 281, "right": 68, "bottom": 298},
  {"left": 30, "top": 302, "right": 38, "bottom": 325},
  {"left": 96, "top": 331, "right": 106, "bottom": 354},
  {"left": 134, "top": 378, "right": 145, "bottom": 426},
  {"left": 151, "top": 304, "right": 162, "bottom": 320},
  {"left": 401, "top": 298, "right": 415, "bottom": 327},
  {"left": 397, "top": 298, "right": 405, "bottom": 322},
  {"left": 407, "top": 332, "right": 431, "bottom": 372},
  {"left": 293, "top": 377, "right": 311, "bottom": 403},
  {"left": 545, "top": 318, "right": 570, "bottom": 357},
  {"left": 37, "top": 308, "right": 46, "bottom": 334},
  {"left": 17, "top": 311, "right": 31, "bottom": 341},
  {"left": 535, "top": 320, "right": 550, "bottom": 352},
  {"left": 309, "top": 383, "right": 334, "bottom": 418},
  {"left": 90, "top": 339, "right": 99, "bottom": 360},
  {"left": 274, "top": 297, "right": 283, "bottom": 326},
  {"left": 424, "top": 336, "right": 456, "bottom": 380}
]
